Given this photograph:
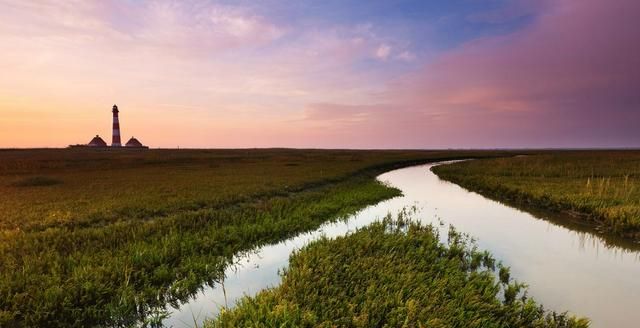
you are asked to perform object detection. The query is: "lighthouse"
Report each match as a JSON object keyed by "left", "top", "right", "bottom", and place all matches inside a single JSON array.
[
  {"left": 112, "top": 104, "right": 122, "bottom": 147},
  {"left": 68, "top": 104, "right": 147, "bottom": 149}
]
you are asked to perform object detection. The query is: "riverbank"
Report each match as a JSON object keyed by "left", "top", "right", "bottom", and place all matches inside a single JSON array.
[
  {"left": 207, "top": 218, "right": 589, "bottom": 327},
  {"left": 0, "top": 149, "right": 507, "bottom": 327},
  {"left": 177, "top": 160, "right": 640, "bottom": 327},
  {"left": 432, "top": 151, "right": 640, "bottom": 241}
]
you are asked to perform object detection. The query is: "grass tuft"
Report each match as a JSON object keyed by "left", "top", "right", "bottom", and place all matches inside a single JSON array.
[{"left": 207, "top": 217, "right": 589, "bottom": 328}]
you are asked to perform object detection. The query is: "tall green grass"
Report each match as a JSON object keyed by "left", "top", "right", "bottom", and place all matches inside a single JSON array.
[
  {"left": 0, "top": 149, "right": 508, "bottom": 326},
  {"left": 0, "top": 149, "right": 499, "bottom": 232},
  {"left": 207, "top": 217, "right": 589, "bottom": 328},
  {"left": 432, "top": 151, "right": 640, "bottom": 240}
]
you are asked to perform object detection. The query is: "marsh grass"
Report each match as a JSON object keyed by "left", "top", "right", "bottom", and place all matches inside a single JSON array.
[
  {"left": 432, "top": 151, "right": 640, "bottom": 240},
  {"left": 0, "top": 148, "right": 508, "bottom": 327},
  {"left": 207, "top": 217, "right": 589, "bottom": 328}
]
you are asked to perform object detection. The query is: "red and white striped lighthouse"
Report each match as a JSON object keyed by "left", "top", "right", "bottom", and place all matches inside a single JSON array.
[{"left": 112, "top": 104, "right": 122, "bottom": 147}]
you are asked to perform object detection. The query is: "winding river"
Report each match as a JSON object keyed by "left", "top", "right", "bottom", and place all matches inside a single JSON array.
[{"left": 164, "top": 162, "right": 640, "bottom": 328}]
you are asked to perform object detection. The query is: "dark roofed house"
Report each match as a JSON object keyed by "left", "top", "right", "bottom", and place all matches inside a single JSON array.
[
  {"left": 88, "top": 135, "right": 108, "bottom": 147},
  {"left": 125, "top": 137, "right": 148, "bottom": 149}
]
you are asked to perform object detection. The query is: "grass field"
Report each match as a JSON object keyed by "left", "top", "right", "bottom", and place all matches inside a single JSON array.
[
  {"left": 208, "top": 216, "right": 589, "bottom": 328},
  {"left": 0, "top": 148, "right": 506, "bottom": 327},
  {"left": 432, "top": 151, "right": 640, "bottom": 240}
]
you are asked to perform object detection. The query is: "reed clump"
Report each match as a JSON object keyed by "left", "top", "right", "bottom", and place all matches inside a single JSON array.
[{"left": 208, "top": 218, "right": 589, "bottom": 328}]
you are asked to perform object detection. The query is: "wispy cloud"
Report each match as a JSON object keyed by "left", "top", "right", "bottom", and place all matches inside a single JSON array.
[
  {"left": 1, "top": 0, "right": 637, "bottom": 148},
  {"left": 374, "top": 44, "right": 392, "bottom": 60},
  {"left": 389, "top": 0, "right": 640, "bottom": 147}
]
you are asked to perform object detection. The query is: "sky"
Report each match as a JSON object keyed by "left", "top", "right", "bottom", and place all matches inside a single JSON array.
[{"left": 1, "top": 0, "right": 638, "bottom": 149}]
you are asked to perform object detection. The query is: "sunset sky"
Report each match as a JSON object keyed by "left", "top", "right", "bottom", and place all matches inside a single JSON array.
[{"left": 1, "top": 0, "right": 638, "bottom": 149}]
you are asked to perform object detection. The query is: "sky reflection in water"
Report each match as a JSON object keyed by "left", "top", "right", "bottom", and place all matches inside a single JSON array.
[{"left": 165, "top": 163, "right": 640, "bottom": 328}]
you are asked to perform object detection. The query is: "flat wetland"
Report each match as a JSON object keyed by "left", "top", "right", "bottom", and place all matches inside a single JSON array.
[
  {"left": 0, "top": 148, "right": 502, "bottom": 327},
  {"left": 2, "top": 148, "right": 639, "bottom": 327}
]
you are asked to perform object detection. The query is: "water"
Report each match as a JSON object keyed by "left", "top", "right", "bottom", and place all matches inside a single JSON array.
[{"left": 164, "top": 162, "right": 640, "bottom": 328}]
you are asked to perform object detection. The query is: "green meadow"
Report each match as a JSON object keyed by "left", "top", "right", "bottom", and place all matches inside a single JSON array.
[
  {"left": 208, "top": 217, "right": 589, "bottom": 328},
  {"left": 0, "top": 148, "right": 504, "bottom": 327},
  {"left": 432, "top": 151, "right": 640, "bottom": 240}
]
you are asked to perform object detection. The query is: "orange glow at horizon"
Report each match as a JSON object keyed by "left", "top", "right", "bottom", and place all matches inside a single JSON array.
[{"left": 1, "top": 0, "right": 639, "bottom": 149}]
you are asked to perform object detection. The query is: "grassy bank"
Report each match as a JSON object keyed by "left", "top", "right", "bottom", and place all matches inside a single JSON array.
[
  {"left": 208, "top": 217, "right": 589, "bottom": 328},
  {"left": 0, "top": 149, "right": 506, "bottom": 326},
  {"left": 432, "top": 151, "right": 640, "bottom": 240}
]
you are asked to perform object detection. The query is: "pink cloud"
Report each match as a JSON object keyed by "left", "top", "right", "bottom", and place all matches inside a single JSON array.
[
  {"left": 132, "top": 2, "right": 286, "bottom": 52},
  {"left": 374, "top": 44, "right": 392, "bottom": 60},
  {"left": 294, "top": 0, "right": 640, "bottom": 148},
  {"left": 2, "top": 0, "right": 637, "bottom": 148},
  {"left": 0, "top": 0, "right": 285, "bottom": 57},
  {"left": 388, "top": 0, "right": 640, "bottom": 147},
  {"left": 0, "top": 1, "right": 404, "bottom": 148},
  {"left": 396, "top": 51, "right": 416, "bottom": 62}
]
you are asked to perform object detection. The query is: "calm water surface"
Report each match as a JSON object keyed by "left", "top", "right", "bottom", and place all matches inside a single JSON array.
[{"left": 164, "top": 162, "right": 640, "bottom": 328}]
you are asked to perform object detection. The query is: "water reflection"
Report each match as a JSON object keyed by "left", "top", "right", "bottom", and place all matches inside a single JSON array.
[{"left": 164, "top": 162, "right": 640, "bottom": 328}]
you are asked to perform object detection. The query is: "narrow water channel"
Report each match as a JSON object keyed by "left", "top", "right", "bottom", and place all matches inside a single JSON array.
[{"left": 164, "top": 162, "right": 640, "bottom": 328}]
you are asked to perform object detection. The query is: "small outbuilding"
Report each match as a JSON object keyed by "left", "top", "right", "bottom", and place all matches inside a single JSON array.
[
  {"left": 88, "top": 135, "right": 108, "bottom": 147},
  {"left": 125, "top": 137, "right": 148, "bottom": 149}
]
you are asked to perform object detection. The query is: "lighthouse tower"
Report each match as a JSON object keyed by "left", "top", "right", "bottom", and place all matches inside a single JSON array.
[{"left": 112, "top": 104, "right": 122, "bottom": 147}]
